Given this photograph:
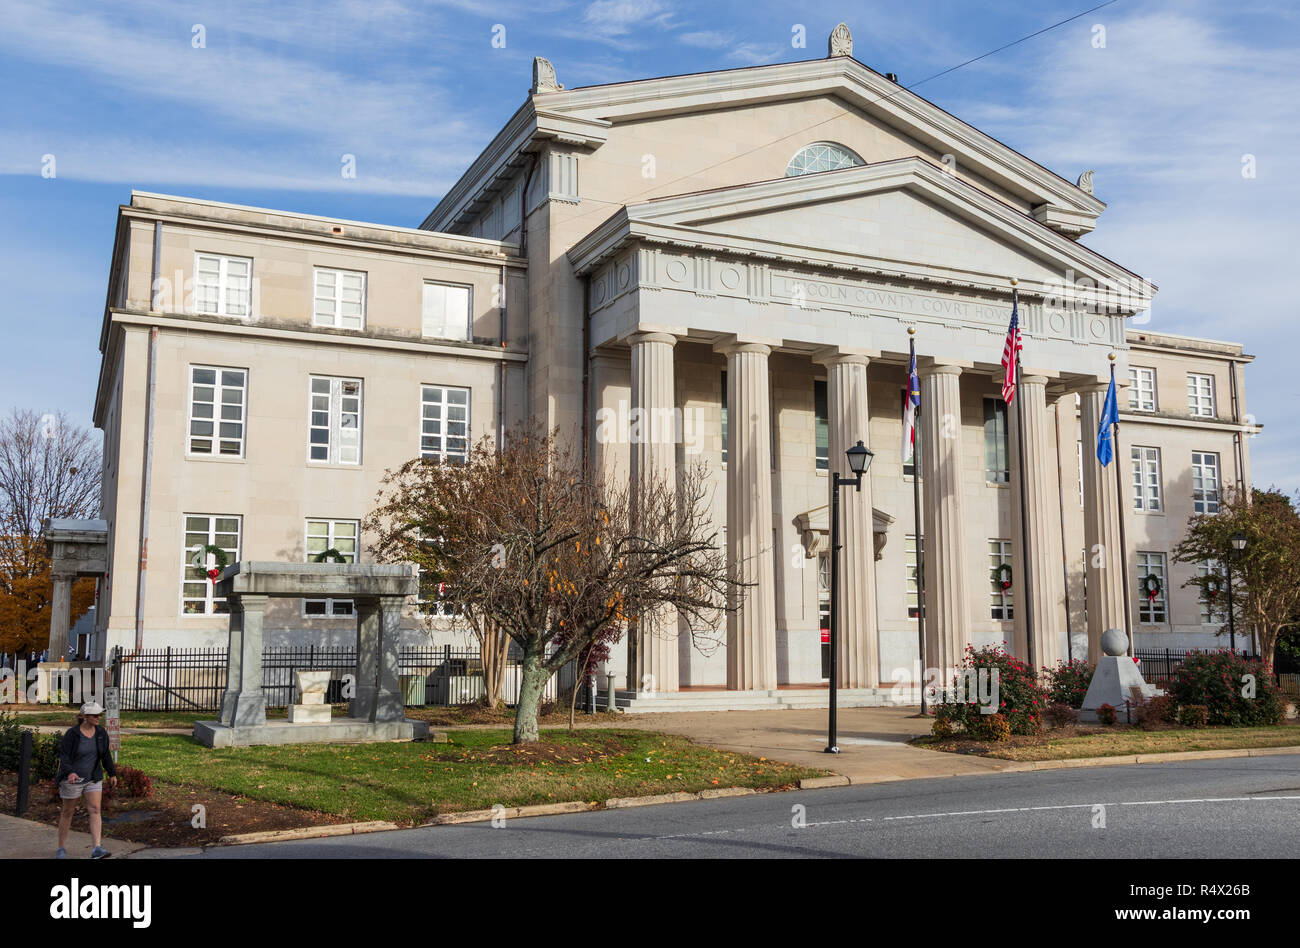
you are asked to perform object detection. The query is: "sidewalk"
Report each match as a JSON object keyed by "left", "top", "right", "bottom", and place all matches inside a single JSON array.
[{"left": 0, "top": 813, "right": 146, "bottom": 860}]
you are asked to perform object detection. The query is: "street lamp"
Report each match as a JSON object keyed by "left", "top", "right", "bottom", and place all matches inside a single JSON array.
[
  {"left": 827, "top": 439, "right": 874, "bottom": 754},
  {"left": 1226, "top": 533, "right": 1247, "bottom": 654}
]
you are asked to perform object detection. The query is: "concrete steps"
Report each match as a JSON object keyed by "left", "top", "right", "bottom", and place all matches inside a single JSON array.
[{"left": 596, "top": 687, "right": 920, "bottom": 713}]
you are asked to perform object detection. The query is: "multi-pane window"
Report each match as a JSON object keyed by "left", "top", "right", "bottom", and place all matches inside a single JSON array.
[
  {"left": 1131, "top": 446, "right": 1162, "bottom": 511},
  {"left": 1187, "top": 373, "right": 1215, "bottom": 417},
  {"left": 308, "top": 377, "right": 362, "bottom": 464},
  {"left": 989, "top": 539, "right": 1013, "bottom": 620},
  {"left": 303, "top": 519, "right": 358, "bottom": 617},
  {"left": 785, "top": 142, "right": 865, "bottom": 177},
  {"left": 983, "top": 399, "right": 1009, "bottom": 483},
  {"left": 814, "top": 380, "right": 829, "bottom": 472},
  {"left": 420, "top": 385, "right": 470, "bottom": 463},
  {"left": 181, "top": 515, "right": 240, "bottom": 615},
  {"left": 906, "top": 535, "right": 924, "bottom": 618},
  {"left": 1198, "top": 560, "right": 1227, "bottom": 625},
  {"left": 422, "top": 282, "right": 472, "bottom": 340},
  {"left": 1191, "top": 451, "right": 1220, "bottom": 514},
  {"left": 1128, "top": 366, "right": 1156, "bottom": 412},
  {"left": 194, "top": 253, "right": 251, "bottom": 317},
  {"left": 313, "top": 268, "right": 366, "bottom": 330},
  {"left": 188, "top": 366, "right": 246, "bottom": 456},
  {"left": 720, "top": 370, "right": 728, "bottom": 465},
  {"left": 1137, "top": 551, "right": 1167, "bottom": 623}
]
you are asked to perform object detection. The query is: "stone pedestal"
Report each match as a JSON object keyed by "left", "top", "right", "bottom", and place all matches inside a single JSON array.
[
  {"left": 287, "top": 669, "right": 332, "bottom": 723},
  {"left": 1080, "top": 629, "right": 1159, "bottom": 722}
]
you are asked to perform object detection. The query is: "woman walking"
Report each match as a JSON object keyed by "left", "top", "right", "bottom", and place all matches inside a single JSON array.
[{"left": 54, "top": 701, "right": 118, "bottom": 859}]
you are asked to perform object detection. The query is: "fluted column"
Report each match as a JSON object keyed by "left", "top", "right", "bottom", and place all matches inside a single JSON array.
[
  {"left": 1008, "top": 374, "right": 1067, "bottom": 669},
  {"left": 629, "top": 332, "right": 679, "bottom": 693},
  {"left": 717, "top": 339, "right": 777, "bottom": 690},
  {"left": 1079, "top": 382, "right": 1128, "bottom": 663},
  {"left": 815, "top": 350, "right": 878, "bottom": 689},
  {"left": 918, "top": 364, "right": 970, "bottom": 680}
]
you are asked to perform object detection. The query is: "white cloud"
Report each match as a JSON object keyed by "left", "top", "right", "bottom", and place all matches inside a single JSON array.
[{"left": 582, "top": 0, "right": 676, "bottom": 36}]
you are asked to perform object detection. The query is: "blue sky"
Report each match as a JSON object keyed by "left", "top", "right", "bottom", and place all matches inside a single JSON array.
[{"left": 1, "top": 0, "right": 1297, "bottom": 491}]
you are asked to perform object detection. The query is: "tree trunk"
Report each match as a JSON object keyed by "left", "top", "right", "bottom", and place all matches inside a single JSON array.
[
  {"left": 513, "top": 647, "right": 551, "bottom": 744},
  {"left": 479, "top": 620, "right": 510, "bottom": 709}
]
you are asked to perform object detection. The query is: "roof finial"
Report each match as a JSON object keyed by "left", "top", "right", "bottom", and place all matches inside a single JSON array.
[
  {"left": 828, "top": 22, "right": 852, "bottom": 58},
  {"left": 1077, "top": 169, "right": 1095, "bottom": 194},
  {"left": 532, "top": 56, "right": 561, "bottom": 94}
]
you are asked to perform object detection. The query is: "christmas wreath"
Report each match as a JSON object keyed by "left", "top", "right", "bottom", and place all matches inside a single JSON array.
[
  {"left": 190, "top": 544, "right": 229, "bottom": 582},
  {"left": 1204, "top": 575, "right": 1223, "bottom": 600},
  {"left": 995, "top": 563, "right": 1013, "bottom": 590},
  {"left": 314, "top": 548, "right": 348, "bottom": 563},
  {"left": 1141, "top": 573, "right": 1162, "bottom": 602}
]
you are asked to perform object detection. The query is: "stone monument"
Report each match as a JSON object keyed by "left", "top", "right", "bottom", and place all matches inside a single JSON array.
[
  {"left": 287, "top": 670, "right": 333, "bottom": 723},
  {"left": 1079, "top": 629, "right": 1160, "bottom": 723}
]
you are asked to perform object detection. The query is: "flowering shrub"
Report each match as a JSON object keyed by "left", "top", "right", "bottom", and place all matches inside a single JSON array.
[
  {"left": 1043, "top": 658, "right": 1095, "bottom": 709},
  {"left": 967, "top": 712, "right": 1012, "bottom": 742},
  {"left": 1096, "top": 703, "right": 1117, "bottom": 726},
  {"left": 931, "top": 643, "right": 1047, "bottom": 737},
  {"left": 1178, "top": 704, "right": 1209, "bottom": 728},
  {"left": 1167, "top": 650, "right": 1284, "bottom": 727}
]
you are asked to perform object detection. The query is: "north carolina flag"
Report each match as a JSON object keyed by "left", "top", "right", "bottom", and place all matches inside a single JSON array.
[
  {"left": 1096, "top": 371, "right": 1119, "bottom": 466},
  {"left": 1001, "top": 291, "right": 1023, "bottom": 404},
  {"left": 902, "top": 346, "right": 920, "bottom": 465}
]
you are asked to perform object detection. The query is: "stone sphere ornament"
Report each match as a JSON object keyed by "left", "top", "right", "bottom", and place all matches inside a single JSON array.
[{"left": 1101, "top": 628, "right": 1129, "bottom": 657}]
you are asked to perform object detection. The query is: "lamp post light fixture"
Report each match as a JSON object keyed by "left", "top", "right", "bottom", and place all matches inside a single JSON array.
[
  {"left": 1226, "top": 532, "right": 1247, "bottom": 653},
  {"left": 826, "top": 439, "right": 874, "bottom": 754}
]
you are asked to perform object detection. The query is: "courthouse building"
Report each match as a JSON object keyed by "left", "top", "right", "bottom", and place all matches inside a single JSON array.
[{"left": 81, "top": 26, "right": 1258, "bottom": 704}]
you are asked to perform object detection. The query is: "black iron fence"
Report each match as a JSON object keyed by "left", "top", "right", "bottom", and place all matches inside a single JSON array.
[
  {"left": 109, "top": 644, "right": 579, "bottom": 711},
  {"left": 1134, "top": 647, "right": 1262, "bottom": 684}
]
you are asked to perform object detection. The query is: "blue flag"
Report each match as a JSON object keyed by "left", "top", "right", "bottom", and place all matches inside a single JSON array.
[{"left": 1096, "top": 372, "right": 1119, "bottom": 466}]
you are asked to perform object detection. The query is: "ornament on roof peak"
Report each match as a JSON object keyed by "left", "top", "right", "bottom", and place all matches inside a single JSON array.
[
  {"left": 1077, "top": 169, "right": 1095, "bottom": 194},
  {"left": 532, "top": 57, "right": 562, "bottom": 94},
  {"left": 829, "top": 22, "right": 852, "bottom": 57}
]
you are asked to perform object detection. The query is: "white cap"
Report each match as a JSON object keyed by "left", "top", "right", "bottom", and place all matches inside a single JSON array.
[{"left": 80, "top": 702, "right": 104, "bottom": 715}]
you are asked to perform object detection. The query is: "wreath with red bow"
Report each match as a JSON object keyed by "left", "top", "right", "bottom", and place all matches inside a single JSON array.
[
  {"left": 995, "top": 563, "right": 1012, "bottom": 591},
  {"left": 1204, "top": 575, "right": 1223, "bottom": 600},
  {"left": 314, "top": 548, "right": 347, "bottom": 563},
  {"left": 1141, "top": 574, "right": 1162, "bottom": 602},
  {"left": 190, "top": 544, "right": 229, "bottom": 582}
]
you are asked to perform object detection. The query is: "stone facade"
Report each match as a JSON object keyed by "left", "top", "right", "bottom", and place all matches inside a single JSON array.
[{"left": 88, "top": 39, "right": 1258, "bottom": 690}]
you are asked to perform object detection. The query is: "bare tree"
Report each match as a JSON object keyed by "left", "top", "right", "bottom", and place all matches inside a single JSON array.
[
  {"left": 365, "top": 428, "right": 738, "bottom": 743},
  {"left": 0, "top": 410, "right": 101, "bottom": 655}
]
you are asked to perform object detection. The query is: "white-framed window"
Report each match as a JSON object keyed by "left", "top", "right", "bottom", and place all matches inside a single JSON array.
[
  {"left": 188, "top": 366, "right": 246, "bottom": 457},
  {"left": 785, "top": 142, "right": 865, "bottom": 177},
  {"left": 906, "top": 534, "right": 924, "bottom": 619},
  {"left": 308, "top": 376, "right": 362, "bottom": 464},
  {"left": 194, "top": 253, "right": 252, "bottom": 318},
  {"left": 817, "top": 553, "right": 830, "bottom": 632},
  {"left": 720, "top": 370, "right": 728, "bottom": 466},
  {"left": 416, "top": 536, "right": 458, "bottom": 617},
  {"left": 1187, "top": 373, "right": 1215, "bottom": 417},
  {"left": 313, "top": 268, "right": 366, "bottom": 330},
  {"left": 1128, "top": 366, "right": 1156, "bottom": 412},
  {"left": 303, "top": 519, "right": 358, "bottom": 617},
  {"left": 1192, "top": 451, "right": 1221, "bottom": 514},
  {"left": 1197, "top": 559, "right": 1227, "bottom": 625},
  {"left": 420, "top": 385, "right": 471, "bottom": 463},
  {"left": 422, "top": 281, "right": 472, "bottom": 341},
  {"left": 181, "top": 515, "right": 241, "bottom": 615},
  {"left": 815, "top": 380, "right": 829, "bottom": 472},
  {"left": 983, "top": 398, "right": 1009, "bottom": 483},
  {"left": 989, "top": 539, "right": 1013, "bottom": 620},
  {"left": 1131, "top": 445, "right": 1162, "bottom": 511},
  {"left": 1137, "top": 551, "right": 1168, "bottom": 624}
]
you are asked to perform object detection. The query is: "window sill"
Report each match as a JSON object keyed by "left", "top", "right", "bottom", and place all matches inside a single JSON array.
[
  {"left": 185, "top": 454, "right": 247, "bottom": 463},
  {"left": 306, "top": 461, "right": 364, "bottom": 470}
]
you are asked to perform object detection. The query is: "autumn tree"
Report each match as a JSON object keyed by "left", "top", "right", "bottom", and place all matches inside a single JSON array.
[
  {"left": 364, "top": 429, "right": 736, "bottom": 743},
  {"left": 0, "top": 410, "right": 101, "bottom": 656},
  {"left": 1173, "top": 486, "right": 1300, "bottom": 668}
]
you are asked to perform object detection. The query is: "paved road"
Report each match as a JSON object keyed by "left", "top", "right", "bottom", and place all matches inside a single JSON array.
[{"left": 171, "top": 753, "right": 1300, "bottom": 859}]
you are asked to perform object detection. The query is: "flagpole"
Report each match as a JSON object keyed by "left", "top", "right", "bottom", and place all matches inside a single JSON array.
[
  {"left": 1109, "top": 352, "right": 1135, "bottom": 656},
  {"left": 1012, "top": 282, "right": 1036, "bottom": 669},
  {"left": 909, "top": 328, "right": 927, "bottom": 715}
]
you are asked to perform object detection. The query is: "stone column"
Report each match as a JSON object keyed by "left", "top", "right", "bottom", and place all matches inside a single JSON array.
[
  {"left": 354, "top": 595, "right": 406, "bottom": 722},
  {"left": 218, "top": 593, "right": 268, "bottom": 727},
  {"left": 918, "top": 364, "right": 970, "bottom": 681},
  {"left": 48, "top": 573, "right": 74, "bottom": 655},
  {"left": 1079, "top": 383, "right": 1128, "bottom": 663},
  {"left": 717, "top": 339, "right": 777, "bottom": 691},
  {"left": 629, "top": 332, "right": 679, "bottom": 694},
  {"left": 1008, "top": 375, "right": 1067, "bottom": 669},
  {"left": 815, "top": 350, "right": 878, "bottom": 689}
]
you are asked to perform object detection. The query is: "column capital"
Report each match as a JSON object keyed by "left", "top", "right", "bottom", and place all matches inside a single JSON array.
[
  {"left": 714, "top": 334, "right": 778, "bottom": 357},
  {"left": 1020, "top": 374, "right": 1051, "bottom": 388},
  {"left": 229, "top": 593, "right": 270, "bottom": 609},
  {"left": 622, "top": 330, "right": 680, "bottom": 348},
  {"left": 811, "top": 345, "right": 878, "bottom": 367},
  {"left": 917, "top": 361, "right": 965, "bottom": 379}
]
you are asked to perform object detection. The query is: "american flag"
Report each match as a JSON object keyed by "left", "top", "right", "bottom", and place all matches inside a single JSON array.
[{"left": 1001, "top": 291, "right": 1023, "bottom": 403}]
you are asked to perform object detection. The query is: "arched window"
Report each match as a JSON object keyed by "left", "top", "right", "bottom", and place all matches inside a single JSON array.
[{"left": 785, "top": 142, "right": 865, "bottom": 177}]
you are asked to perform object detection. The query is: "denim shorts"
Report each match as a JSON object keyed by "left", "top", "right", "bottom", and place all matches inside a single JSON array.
[{"left": 58, "top": 778, "right": 103, "bottom": 800}]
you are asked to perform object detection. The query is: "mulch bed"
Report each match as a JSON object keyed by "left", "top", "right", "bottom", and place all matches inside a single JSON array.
[
  {"left": 465, "top": 736, "right": 634, "bottom": 766},
  {"left": 0, "top": 772, "right": 350, "bottom": 849}
]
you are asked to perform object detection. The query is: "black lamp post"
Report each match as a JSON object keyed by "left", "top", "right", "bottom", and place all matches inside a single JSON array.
[
  {"left": 826, "top": 439, "right": 873, "bottom": 754},
  {"left": 1226, "top": 532, "right": 1247, "bottom": 653}
]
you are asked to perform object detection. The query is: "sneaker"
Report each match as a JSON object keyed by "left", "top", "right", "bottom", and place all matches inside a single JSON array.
[
  {"left": 90, "top": 846, "right": 110, "bottom": 860},
  {"left": 55, "top": 848, "right": 67, "bottom": 859}
]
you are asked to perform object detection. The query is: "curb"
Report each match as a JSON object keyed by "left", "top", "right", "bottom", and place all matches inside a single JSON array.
[
  {"left": 941, "top": 744, "right": 1300, "bottom": 774},
  {"left": 424, "top": 786, "right": 763, "bottom": 825},
  {"left": 799, "top": 775, "right": 850, "bottom": 789},
  {"left": 218, "top": 820, "right": 399, "bottom": 846}
]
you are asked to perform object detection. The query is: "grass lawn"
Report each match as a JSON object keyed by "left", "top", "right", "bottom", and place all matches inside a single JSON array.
[
  {"left": 913, "top": 722, "right": 1300, "bottom": 761},
  {"left": 9, "top": 705, "right": 624, "bottom": 729},
  {"left": 118, "top": 728, "right": 826, "bottom": 824}
]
